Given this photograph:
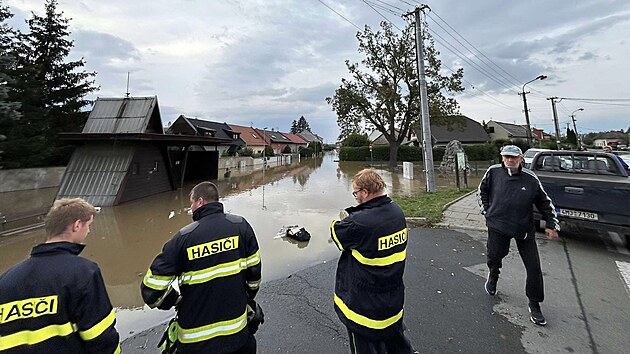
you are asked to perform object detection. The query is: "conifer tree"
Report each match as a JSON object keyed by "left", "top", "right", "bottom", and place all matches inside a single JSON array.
[{"left": 4, "top": 0, "right": 97, "bottom": 168}]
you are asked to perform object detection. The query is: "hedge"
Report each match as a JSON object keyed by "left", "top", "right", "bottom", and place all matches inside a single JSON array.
[{"left": 339, "top": 143, "right": 499, "bottom": 162}]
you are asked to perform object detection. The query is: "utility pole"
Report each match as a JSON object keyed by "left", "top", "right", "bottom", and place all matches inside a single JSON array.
[
  {"left": 571, "top": 108, "right": 584, "bottom": 150},
  {"left": 547, "top": 97, "right": 561, "bottom": 150},
  {"left": 520, "top": 75, "right": 547, "bottom": 147},
  {"left": 409, "top": 4, "right": 436, "bottom": 192}
]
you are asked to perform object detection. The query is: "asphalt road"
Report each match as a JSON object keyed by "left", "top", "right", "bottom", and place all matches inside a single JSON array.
[{"left": 122, "top": 227, "right": 630, "bottom": 353}]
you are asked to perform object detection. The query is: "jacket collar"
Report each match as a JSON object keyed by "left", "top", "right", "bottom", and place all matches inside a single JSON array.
[
  {"left": 31, "top": 241, "right": 85, "bottom": 257},
  {"left": 345, "top": 195, "right": 392, "bottom": 213},
  {"left": 192, "top": 202, "right": 224, "bottom": 221}
]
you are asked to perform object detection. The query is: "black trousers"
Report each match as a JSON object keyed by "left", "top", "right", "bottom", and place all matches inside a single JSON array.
[
  {"left": 486, "top": 228, "right": 544, "bottom": 303},
  {"left": 347, "top": 326, "right": 414, "bottom": 354},
  {"left": 225, "top": 333, "right": 256, "bottom": 354}
]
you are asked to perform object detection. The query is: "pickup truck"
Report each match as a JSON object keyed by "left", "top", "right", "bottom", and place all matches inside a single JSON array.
[{"left": 529, "top": 151, "right": 630, "bottom": 240}]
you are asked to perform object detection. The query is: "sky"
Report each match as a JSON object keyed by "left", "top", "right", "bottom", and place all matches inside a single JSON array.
[{"left": 5, "top": 0, "right": 630, "bottom": 143}]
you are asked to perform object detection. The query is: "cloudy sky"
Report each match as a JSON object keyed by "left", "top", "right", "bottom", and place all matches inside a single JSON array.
[{"left": 5, "top": 0, "right": 630, "bottom": 142}]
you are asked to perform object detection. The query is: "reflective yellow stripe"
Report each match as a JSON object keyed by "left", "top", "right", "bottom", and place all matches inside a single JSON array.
[
  {"left": 79, "top": 309, "right": 116, "bottom": 341},
  {"left": 177, "top": 309, "right": 248, "bottom": 343},
  {"left": 351, "top": 248, "right": 406, "bottom": 266},
  {"left": 334, "top": 294, "right": 403, "bottom": 330},
  {"left": 143, "top": 269, "right": 176, "bottom": 290},
  {"left": 0, "top": 322, "right": 75, "bottom": 351},
  {"left": 114, "top": 344, "right": 121, "bottom": 354},
  {"left": 330, "top": 220, "right": 343, "bottom": 250},
  {"left": 180, "top": 251, "right": 261, "bottom": 286}
]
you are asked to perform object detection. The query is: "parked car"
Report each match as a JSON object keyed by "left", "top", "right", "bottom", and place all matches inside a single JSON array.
[
  {"left": 530, "top": 151, "right": 630, "bottom": 241},
  {"left": 523, "top": 148, "right": 551, "bottom": 168}
]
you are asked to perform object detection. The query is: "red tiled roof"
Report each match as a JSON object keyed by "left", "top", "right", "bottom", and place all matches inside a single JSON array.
[
  {"left": 228, "top": 124, "right": 266, "bottom": 145},
  {"left": 283, "top": 133, "right": 308, "bottom": 144}
]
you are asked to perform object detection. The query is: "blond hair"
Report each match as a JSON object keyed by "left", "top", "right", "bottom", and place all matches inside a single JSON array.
[
  {"left": 45, "top": 198, "right": 96, "bottom": 238},
  {"left": 352, "top": 168, "right": 386, "bottom": 194}
]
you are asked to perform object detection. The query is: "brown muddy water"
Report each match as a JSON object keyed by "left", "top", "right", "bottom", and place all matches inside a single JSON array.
[{"left": 0, "top": 152, "right": 489, "bottom": 339}]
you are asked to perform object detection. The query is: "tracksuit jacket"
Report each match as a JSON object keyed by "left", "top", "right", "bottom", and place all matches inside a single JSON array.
[
  {"left": 331, "top": 195, "right": 408, "bottom": 339},
  {"left": 141, "top": 202, "right": 261, "bottom": 353},
  {"left": 0, "top": 242, "right": 120, "bottom": 353},
  {"left": 478, "top": 163, "right": 559, "bottom": 239}
]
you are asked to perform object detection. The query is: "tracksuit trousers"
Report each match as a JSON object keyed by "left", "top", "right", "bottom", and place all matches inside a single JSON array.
[{"left": 486, "top": 228, "right": 544, "bottom": 303}]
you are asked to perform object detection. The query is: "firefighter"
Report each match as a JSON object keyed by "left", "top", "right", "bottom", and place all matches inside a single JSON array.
[
  {"left": 142, "top": 181, "right": 262, "bottom": 353},
  {"left": 0, "top": 198, "right": 120, "bottom": 353},
  {"left": 331, "top": 169, "right": 416, "bottom": 354}
]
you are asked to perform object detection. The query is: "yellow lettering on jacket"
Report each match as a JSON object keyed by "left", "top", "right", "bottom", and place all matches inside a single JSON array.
[
  {"left": 377, "top": 229, "right": 408, "bottom": 251},
  {"left": 0, "top": 295, "right": 58, "bottom": 324},
  {"left": 187, "top": 236, "right": 239, "bottom": 260}
]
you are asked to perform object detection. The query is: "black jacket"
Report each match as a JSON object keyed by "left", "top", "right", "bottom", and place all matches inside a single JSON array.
[
  {"left": 141, "top": 202, "right": 261, "bottom": 354},
  {"left": 330, "top": 195, "right": 408, "bottom": 339},
  {"left": 478, "top": 163, "right": 559, "bottom": 239},
  {"left": 0, "top": 242, "right": 120, "bottom": 353}
]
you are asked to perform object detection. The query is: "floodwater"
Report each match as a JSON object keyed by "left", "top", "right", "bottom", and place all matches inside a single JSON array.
[{"left": 0, "top": 152, "right": 489, "bottom": 339}]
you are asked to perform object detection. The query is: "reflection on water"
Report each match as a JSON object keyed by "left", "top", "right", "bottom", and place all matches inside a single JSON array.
[{"left": 0, "top": 153, "right": 489, "bottom": 338}]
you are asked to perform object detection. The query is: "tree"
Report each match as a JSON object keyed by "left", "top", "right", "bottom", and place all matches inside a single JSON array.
[
  {"left": 327, "top": 21, "right": 464, "bottom": 167},
  {"left": 566, "top": 127, "right": 577, "bottom": 146},
  {"left": 0, "top": 2, "right": 21, "bottom": 167},
  {"left": 2, "top": 0, "right": 97, "bottom": 168},
  {"left": 290, "top": 115, "right": 311, "bottom": 134},
  {"left": 343, "top": 132, "right": 370, "bottom": 147}
]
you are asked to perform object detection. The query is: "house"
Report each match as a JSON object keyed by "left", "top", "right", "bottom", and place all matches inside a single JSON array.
[
  {"left": 415, "top": 115, "right": 490, "bottom": 147},
  {"left": 368, "top": 129, "right": 413, "bottom": 145},
  {"left": 228, "top": 124, "right": 268, "bottom": 154},
  {"left": 297, "top": 130, "right": 322, "bottom": 145},
  {"left": 167, "top": 115, "right": 244, "bottom": 156},
  {"left": 592, "top": 131, "right": 627, "bottom": 148},
  {"left": 282, "top": 133, "right": 309, "bottom": 153},
  {"left": 254, "top": 128, "right": 292, "bottom": 154},
  {"left": 532, "top": 128, "right": 553, "bottom": 141},
  {"left": 486, "top": 120, "right": 530, "bottom": 142},
  {"left": 57, "top": 96, "right": 230, "bottom": 206}
]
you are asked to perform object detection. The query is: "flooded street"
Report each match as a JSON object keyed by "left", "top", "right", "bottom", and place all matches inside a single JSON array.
[{"left": 0, "top": 152, "right": 488, "bottom": 339}]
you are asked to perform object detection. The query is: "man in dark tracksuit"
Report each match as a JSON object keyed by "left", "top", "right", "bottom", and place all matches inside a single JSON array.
[
  {"left": 142, "top": 181, "right": 262, "bottom": 354},
  {"left": 331, "top": 169, "right": 416, "bottom": 354},
  {"left": 478, "top": 145, "right": 559, "bottom": 326},
  {"left": 0, "top": 198, "right": 120, "bottom": 353}
]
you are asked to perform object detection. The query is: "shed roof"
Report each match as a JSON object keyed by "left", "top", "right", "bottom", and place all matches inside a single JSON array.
[{"left": 83, "top": 96, "right": 164, "bottom": 134}]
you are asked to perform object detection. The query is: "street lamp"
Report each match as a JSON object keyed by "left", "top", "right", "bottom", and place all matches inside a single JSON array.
[
  {"left": 570, "top": 108, "right": 584, "bottom": 150},
  {"left": 520, "top": 75, "right": 547, "bottom": 147}
]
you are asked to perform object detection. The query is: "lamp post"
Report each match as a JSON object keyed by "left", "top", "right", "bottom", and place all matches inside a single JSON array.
[
  {"left": 570, "top": 108, "right": 584, "bottom": 150},
  {"left": 520, "top": 75, "right": 547, "bottom": 147},
  {"left": 262, "top": 127, "right": 267, "bottom": 210}
]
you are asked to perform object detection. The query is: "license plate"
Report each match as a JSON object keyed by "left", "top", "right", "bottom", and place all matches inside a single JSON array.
[{"left": 558, "top": 208, "right": 598, "bottom": 221}]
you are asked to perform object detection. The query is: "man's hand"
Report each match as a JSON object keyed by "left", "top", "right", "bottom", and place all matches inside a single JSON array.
[{"left": 545, "top": 228, "right": 559, "bottom": 240}]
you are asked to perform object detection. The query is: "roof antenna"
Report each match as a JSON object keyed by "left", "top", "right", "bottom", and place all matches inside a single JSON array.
[{"left": 125, "top": 72, "right": 130, "bottom": 98}]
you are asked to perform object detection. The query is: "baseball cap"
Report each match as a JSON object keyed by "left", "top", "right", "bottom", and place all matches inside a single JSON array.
[{"left": 500, "top": 145, "right": 522, "bottom": 156}]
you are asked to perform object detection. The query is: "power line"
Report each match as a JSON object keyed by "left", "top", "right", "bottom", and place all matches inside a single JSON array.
[
  {"left": 316, "top": 0, "right": 362, "bottom": 31},
  {"left": 426, "top": 12, "right": 521, "bottom": 92},
  {"left": 361, "top": 0, "right": 403, "bottom": 31}
]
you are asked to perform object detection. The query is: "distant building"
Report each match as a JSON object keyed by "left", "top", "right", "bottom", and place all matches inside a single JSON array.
[
  {"left": 592, "top": 131, "right": 627, "bottom": 148},
  {"left": 228, "top": 124, "right": 268, "bottom": 154},
  {"left": 167, "top": 115, "right": 244, "bottom": 156},
  {"left": 486, "top": 120, "right": 530, "bottom": 142},
  {"left": 532, "top": 128, "right": 553, "bottom": 141},
  {"left": 368, "top": 129, "right": 412, "bottom": 145},
  {"left": 415, "top": 115, "right": 489, "bottom": 147},
  {"left": 297, "top": 130, "right": 322, "bottom": 145},
  {"left": 282, "top": 133, "right": 309, "bottom": 153},
  {"left": 255, "top": 128, "right": 292, "bottom": 154}
]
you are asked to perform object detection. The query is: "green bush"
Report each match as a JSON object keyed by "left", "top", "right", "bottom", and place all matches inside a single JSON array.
[
  {"left": 264, "top": 146, "right": 274, "bottom": 157},
  {"left": 299, "top": 147, "right": 313, "bottom": 156},
  {"left": 339, "top": 143, "right": 499, "bottom": 162},
  {"left": 239, "top": 147, "right": 253, "bottom": 157},
  {"left": 343, "top": 133, "right": 370, "bottom": 147},
  {"left": 282, "top": 145, "right": 292, "bottom": 154}
]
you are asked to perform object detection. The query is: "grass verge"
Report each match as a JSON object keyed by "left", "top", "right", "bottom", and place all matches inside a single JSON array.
[{"left": 392, "top": 188, "right": 475, "bottom": 226}]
